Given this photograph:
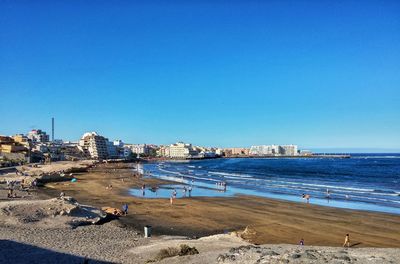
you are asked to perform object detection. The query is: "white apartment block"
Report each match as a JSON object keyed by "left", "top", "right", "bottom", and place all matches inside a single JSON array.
[
  {"left": 128, "top": 144, "right": 151, "bottom": 155},
  {"left": 280, "top": 145, "right": 298, "bottom": 156},
  {"left": 249, "top": 144, "right": 298, "bottom": 156},
  {"left": 168, "top": 142, "right": 198, "bottom": 158},
  {"left": 78, "top": 132, "right": 109, "bottom": 160}
]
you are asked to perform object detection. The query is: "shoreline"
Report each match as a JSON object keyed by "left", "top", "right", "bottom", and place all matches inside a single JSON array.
[{"left": 42, "top": 162, "right": 400, "bottom": 248}]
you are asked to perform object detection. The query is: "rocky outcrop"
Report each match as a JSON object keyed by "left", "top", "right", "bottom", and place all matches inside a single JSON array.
[{"left": 0, "top": 196, "right": 107, "bottom": 228}]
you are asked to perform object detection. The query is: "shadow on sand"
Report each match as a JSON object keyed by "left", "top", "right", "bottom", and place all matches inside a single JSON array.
[{"left": 0, "top": 240, "right": 112, "bottom": 264}]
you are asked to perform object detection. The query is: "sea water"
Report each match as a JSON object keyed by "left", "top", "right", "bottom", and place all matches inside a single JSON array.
[{"left": 129, "top": 154, "right": 400, "bottom": 214}]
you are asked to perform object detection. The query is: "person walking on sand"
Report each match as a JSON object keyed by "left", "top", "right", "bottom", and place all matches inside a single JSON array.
[
  {"left": 343, "top": 234, "right": 350, "bottom": 247},
  {"left": 299, "top": 238, "right": 304, "bottom": 246},
  {"left": 172, "top": 189, "right": 177, "bottom": 199},
  {"left": 122, "top": 204, "right": 128, "bottom": 215}
]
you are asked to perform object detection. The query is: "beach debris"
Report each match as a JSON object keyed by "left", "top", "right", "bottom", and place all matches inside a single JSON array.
[
  {"left": 101, "top": 207, "right": 124, "bottom": 216},
  {"left": 231, "top": 225, "right": 258, "bottom": 242},
  {"left": 147, "top": 244, "right": 199, "bottom": 262},
  {"left": 149, "top": 247, "right": 180, "bottom": 262},
  {"left": 178, "top": 244, "right": 199, "bottom": 256}
]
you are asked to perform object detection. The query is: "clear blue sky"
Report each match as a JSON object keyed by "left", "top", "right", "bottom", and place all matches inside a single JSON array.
[{"left": 1, "top": 1, "right": 399, "bottom": 151}]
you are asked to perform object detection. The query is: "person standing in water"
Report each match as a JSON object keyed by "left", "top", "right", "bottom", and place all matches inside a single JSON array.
[
  {"left": 188, "top": 186, "right": 192, "bottom": 197},
  {"left": 343, "top": 234, "right": 351, "bottom": 247},
  {"left": 141, "top": 184, "right": 146, "bottom": 196},
  {"left": 302, "top": 194, "right": 310, "bottom": 203}
]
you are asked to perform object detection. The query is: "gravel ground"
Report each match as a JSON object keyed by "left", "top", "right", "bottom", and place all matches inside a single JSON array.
[
  {"left": 214, "top": 244, "right": 400, "bottom": 264},
  {"left": 0, "top": 221, "right": 147, "bottom": 264}
]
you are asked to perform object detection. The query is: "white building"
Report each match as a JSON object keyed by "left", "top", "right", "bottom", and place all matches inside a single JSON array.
[
  {"left": 122, "top": 147, "right": 132, "bottom": 158},
  {"left": 280, "top": 145, "right": 298, "bottom": 156},
  {"left": 113, "top": 140, "right": 124, "bottom": 147},
  {"left": 249, "top": 145, "right": 276, "bottom": 155},
  {"left": 28, "top": 129, "right": 49, "bottom": 143},
  {"left": 78, "top": 132, "right": 109, "bottom": 160},
  {"left": 168, "top": 142, "right": 198, "bottom": 158},
  {"left": 129, "top": 144, "right": 151, "bottom": 155},
  {"left": 157, "top": 145, "right": 170, "bottom": 157},
  {"left": 250, "top": 144, "right": 298, "bottom": 156},
  {"left": 215, "top": 148, "right": 224, "bottom": 156}
]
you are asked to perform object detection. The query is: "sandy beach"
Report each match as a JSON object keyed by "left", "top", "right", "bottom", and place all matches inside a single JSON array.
[
  {"left": 1, "top": 161, "right": 400, "bottom": 263},
  {"left": 41, "top": 162, "right": 400, "bottom": 248}
]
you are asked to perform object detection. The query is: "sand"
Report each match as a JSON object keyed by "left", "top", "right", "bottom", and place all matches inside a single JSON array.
[{"left": 42, "top": 162, "right": 400, "bottom": 248}]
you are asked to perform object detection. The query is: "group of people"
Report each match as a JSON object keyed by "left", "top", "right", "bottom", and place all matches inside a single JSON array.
[
  {"left": 216, "top": 181, "right": 227, "bottom": 192},
  {"left": 302, "top": 189, "right": 351, "bottom": 204},
  {"left": 170, "top": 183, "right": 194, "bottom": 205},
  {"left": 6, "top": 178, "right": 37, "bottom": 198},
  {"left": 181, "top": 185, "right": 193, "bottom": 197}
]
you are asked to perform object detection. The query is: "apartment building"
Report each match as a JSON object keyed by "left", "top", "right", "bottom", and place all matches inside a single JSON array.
[
  {"left": 168, "top": 142, "right": 198, "bottom": 158},
  {"left": 78, "top": 132, "right": 109, "bottom": 160},
  {"left": 249, "top": 144, "right": 298, "bottom": 156},
  {"left": 27, "top": 129, "right": 49, "bottom": 143}
]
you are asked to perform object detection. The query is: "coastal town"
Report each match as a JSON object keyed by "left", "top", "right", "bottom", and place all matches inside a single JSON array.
[
  {"left": 0, "top": 120, "right": 324, "bottom": 167},
  {"left": 0, "top": 131, "right": 398, "bottom": 263}
]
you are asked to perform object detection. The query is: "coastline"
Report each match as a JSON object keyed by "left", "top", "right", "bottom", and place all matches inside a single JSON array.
[{"left": 42, "top": 162, "right": 400, "bottom": 248}]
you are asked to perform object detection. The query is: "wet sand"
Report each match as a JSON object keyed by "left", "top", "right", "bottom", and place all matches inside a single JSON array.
[{"left": 44, "top": 162, "right": 400, "bottom": 248}]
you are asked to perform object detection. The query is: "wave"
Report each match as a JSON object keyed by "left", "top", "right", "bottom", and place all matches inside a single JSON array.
[
  {"left": 208, "top": 171, "right": 254, "bottom": 178},
  {"left": 157, "top": 168, "right": 220, "bottom": 183},
  {"left": 353, "top": 156, "right": 400, "bottom": 159}
]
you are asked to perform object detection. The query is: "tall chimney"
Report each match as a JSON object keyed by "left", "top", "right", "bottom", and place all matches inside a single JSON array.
[{"left": 52, "top": 117, "right": 54, "bottom": 142}]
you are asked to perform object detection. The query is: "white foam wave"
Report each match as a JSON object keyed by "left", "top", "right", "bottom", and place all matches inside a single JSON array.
[{"left": 209, "top": 171, "right": 253, "bottom": 178}]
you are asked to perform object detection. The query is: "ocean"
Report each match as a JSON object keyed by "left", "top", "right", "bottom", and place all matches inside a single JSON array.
[{"left": 130, "top": 154, "right": 400, "bottom": 215}]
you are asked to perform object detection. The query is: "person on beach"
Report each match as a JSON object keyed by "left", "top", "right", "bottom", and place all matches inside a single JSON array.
[
  {"left": 302, "top": 194, "right": 310, "bottom": 203},
  {"left": 31, "top": 179, "right": 37, "bottom": 188},
  {"left": 183, "top": 186, "right": 187, "bottom": 197},
  {"left": 172, "top": 189, "right": 177, "bottom": 199},
  {"left": 343, "top": 234, "right": 350, "bottom": 247},
  {"left": 188, "top": 186, "right": 192, "bottom": 197},
  {"left": 299, "top": 238, "right": 304, "bottom": 246},
  {"left": 7, "top": 189, "right": 13, "bottom": 198},
  {"left": 122, "top": 204, "right": 128, "bottom": 215}
]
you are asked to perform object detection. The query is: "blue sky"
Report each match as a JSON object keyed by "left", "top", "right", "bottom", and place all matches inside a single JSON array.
[{"left": 1, "top": 1, "right": 399, "bottom": 151}]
